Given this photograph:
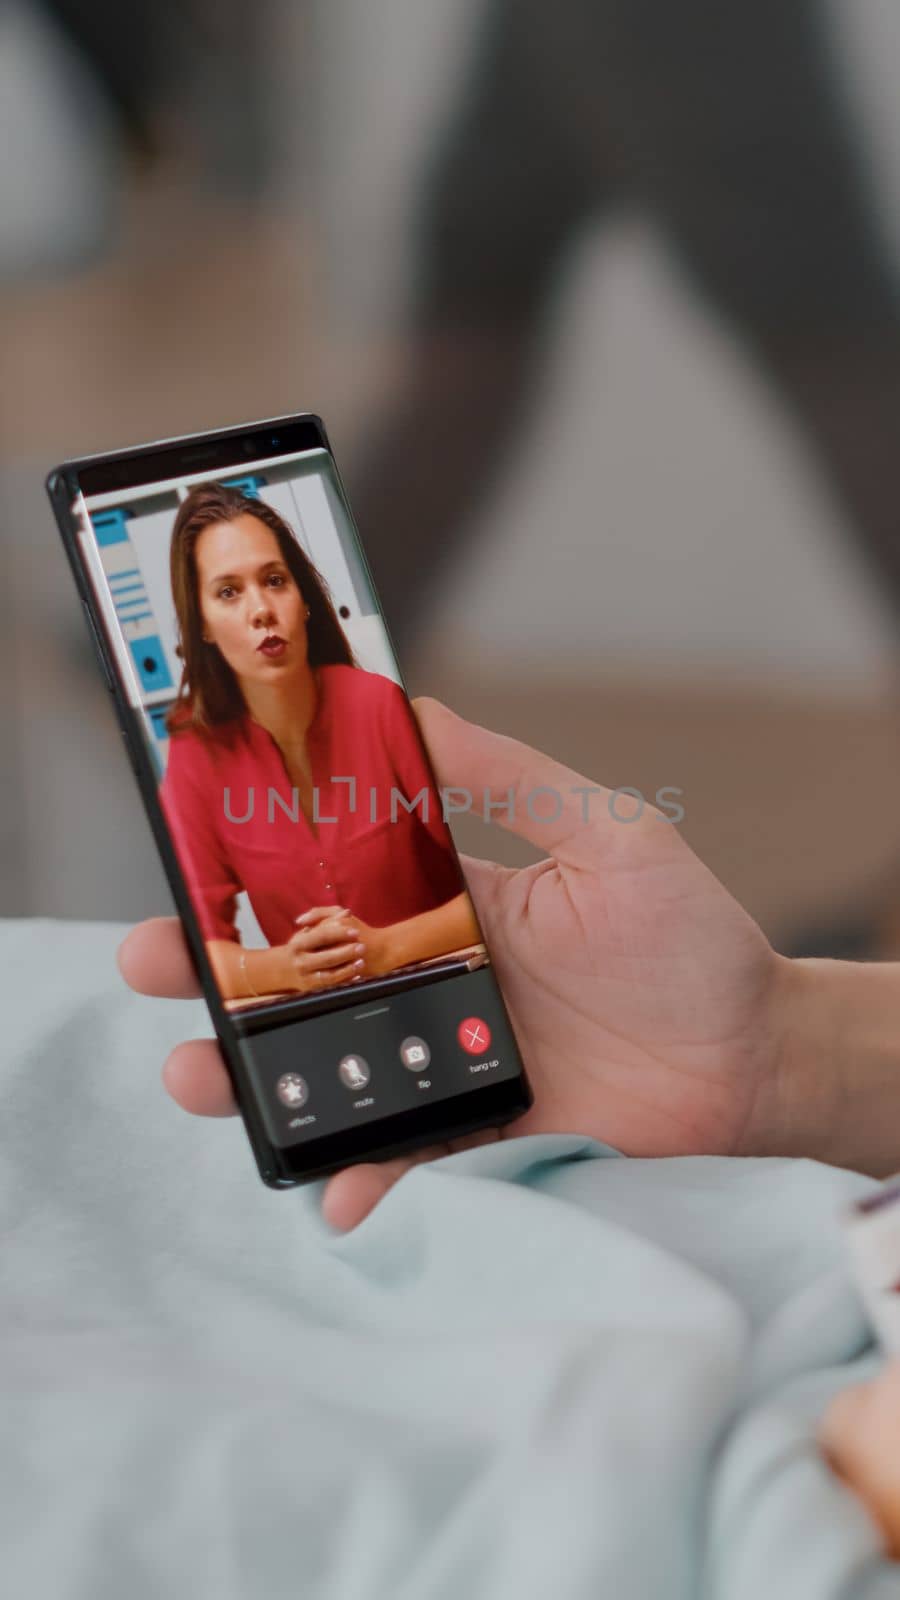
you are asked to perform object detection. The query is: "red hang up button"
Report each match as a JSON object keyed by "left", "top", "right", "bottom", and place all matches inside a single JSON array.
[{"left": 457, "top": 1017, "right": 491, "bottom": 1056}]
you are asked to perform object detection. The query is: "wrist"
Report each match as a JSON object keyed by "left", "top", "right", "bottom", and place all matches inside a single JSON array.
[
  {"left": 271, "top": 945, "right": 295, "bottom": 993},
  {"left": 731, "top": 952, "right": 807, "bottom": 1160},
  {"left": 753, "top": 956, "right": 900, "bottom": 1176},
  {"left": 740, "top": 955, "right": 838, "bottom": 1163},
  {"left": 373, "top": 925, "right": 400, "bottom": 976},
  {"left": 238, "top": 945, "right": 261, "bottom": 999}
]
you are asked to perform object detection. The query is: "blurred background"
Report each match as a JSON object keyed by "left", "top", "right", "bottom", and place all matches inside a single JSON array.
[{"left": 5, "top": 0, "right": 900, "bottom": 954}]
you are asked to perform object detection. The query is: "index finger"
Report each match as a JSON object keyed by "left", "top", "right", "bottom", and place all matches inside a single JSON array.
[
  {"left": 117, "top": 916, "right": 202, "bottom": 998},
  {"left": 412, "top": 697, "right": 632, "bottom": 870},
  {"left": 295, "top": 905, "right": 350, "bottom": 927}
]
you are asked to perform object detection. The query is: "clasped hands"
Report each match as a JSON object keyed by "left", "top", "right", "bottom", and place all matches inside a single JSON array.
[{"left": 277, "top": 906, "right": 393, "bottom": 993}]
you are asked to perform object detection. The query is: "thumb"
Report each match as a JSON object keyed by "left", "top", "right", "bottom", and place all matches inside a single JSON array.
[{"left": 412, "top": 696, "right": 654, "bottom": 870}]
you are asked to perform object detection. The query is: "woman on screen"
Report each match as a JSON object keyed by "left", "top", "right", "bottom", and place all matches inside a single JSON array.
[{"left": 160, "top": 483, "right": 479, "bottom": 1003}]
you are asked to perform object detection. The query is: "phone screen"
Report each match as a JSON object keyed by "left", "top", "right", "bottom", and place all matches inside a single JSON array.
[{"left": 63, "top": 425, "right": 527, "bottom": 1179}]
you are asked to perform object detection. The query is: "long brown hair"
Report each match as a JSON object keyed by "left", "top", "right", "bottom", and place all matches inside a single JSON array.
[{"left": 166, "top": 482, "right": 356, "bottom": 735}]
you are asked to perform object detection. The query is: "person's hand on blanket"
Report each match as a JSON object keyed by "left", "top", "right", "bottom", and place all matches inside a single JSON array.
[
  {"left": 820, "top": 1359, "right": 900, "bottom": 1559},
  {"left": 119, "top": 698, "right": 801, "bottom": 1229}
]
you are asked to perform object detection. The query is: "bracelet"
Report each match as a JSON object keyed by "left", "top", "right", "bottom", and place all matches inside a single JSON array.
[{"left": 239, "top": 948, "right": 261, "bottom": 998}]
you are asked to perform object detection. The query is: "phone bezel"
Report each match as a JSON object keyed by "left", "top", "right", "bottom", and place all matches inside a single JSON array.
[{"left": 46, "top": 414, "right": 531, "bottom": 1187}]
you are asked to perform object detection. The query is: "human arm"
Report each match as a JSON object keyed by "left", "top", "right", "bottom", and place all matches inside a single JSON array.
[
  {"left": 337, "top": 892, "right": 481, "bottom": 979},
  {"left": 205, "top": 909, "right": 366, "bottom": 1000},
  {"left": 332, "top": 678, "right": 481, "bottom": 977},
  {"left": 162, "top": 744, "right": 364, "bottom": 1000}
]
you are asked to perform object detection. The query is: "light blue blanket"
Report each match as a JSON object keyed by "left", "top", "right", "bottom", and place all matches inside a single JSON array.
[{"left": 3, "top": 920, "right": 899, "bottom": 1598}]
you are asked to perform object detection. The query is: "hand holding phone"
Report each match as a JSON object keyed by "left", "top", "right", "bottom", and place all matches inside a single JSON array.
[
  {"left": 119, "top": 698, "right": 784, "bottom": 1229},
  {"left": 48, "top": 417, "right": 531, "bottom": 1185}
]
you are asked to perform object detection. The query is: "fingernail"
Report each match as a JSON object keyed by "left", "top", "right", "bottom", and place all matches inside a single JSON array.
[
  {"left": 295, "top": 912, "right": 311, "bottom": 925},
  {"left": 354, "top": 943, "right": 364, "bottom": 955},
  {"left": 354, "top": 958, "right": 364, "bottom": 969}
]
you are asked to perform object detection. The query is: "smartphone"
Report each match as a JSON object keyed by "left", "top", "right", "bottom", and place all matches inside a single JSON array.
[{"left": 46, "top": 415, "right": 531, "bottom": 1187}]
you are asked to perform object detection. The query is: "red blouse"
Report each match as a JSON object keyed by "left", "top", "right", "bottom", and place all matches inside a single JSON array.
[{"left": 160, "top": 664, "right": 463, "bottom": 946}]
